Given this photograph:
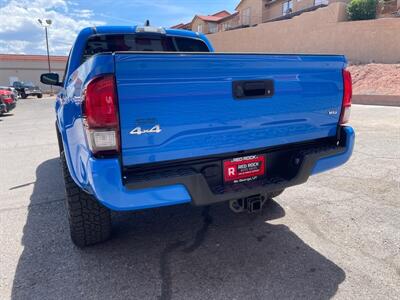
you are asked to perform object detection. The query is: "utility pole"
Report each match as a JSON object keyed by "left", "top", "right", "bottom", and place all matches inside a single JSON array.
[{"left": 38, "top": 19, "right": 53, "bottom": 96}]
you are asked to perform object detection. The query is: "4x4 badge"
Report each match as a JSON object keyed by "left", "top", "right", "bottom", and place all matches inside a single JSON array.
[{"left": 130, "top": 125, "right": 162, "bottom": 135}]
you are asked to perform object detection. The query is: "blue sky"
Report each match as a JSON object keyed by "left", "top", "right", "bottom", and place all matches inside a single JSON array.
[{"left": 0, "top": 0, "right": 239, "bottom": 55}]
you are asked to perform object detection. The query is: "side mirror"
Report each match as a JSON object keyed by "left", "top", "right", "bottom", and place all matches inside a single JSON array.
[{"left": 40, "top": 73, "right": 62, "bottom": 86}]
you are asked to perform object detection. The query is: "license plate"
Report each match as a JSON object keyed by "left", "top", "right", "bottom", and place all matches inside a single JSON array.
[{"left": 223, "top": 154, "right": 266, "bottom": 183}]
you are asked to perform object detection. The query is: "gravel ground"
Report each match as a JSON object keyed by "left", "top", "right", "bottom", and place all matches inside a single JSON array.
[
  {"left": 0, "top": 98, "right": 399, "bottom": 300},
  {"left": 348, "top": 64, "right": 400, "bottom": 96}
]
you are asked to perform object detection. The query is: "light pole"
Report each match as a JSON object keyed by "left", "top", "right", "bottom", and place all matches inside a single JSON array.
[{"left": 38, "top": 19, "right": 53, "bottom": 95}]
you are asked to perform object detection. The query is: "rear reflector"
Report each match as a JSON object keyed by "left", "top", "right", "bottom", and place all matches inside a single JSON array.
[
  {"left": 83, "top": 75, "right": 119, "bottom": 156},
  {"left": 340, "top": 69, "right": 352, "bottom": 124}
]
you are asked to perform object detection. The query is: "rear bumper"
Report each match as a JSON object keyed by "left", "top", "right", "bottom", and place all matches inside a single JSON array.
[{"left": 87, "top": 126, "right": 354, "bottom": 211}]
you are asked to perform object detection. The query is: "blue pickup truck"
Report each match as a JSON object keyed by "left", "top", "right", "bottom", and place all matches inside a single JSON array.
[{"left": 40, "top": 25, "right": 354, "bottom": 247}]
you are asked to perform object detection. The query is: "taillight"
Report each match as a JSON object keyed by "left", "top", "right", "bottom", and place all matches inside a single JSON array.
[
  {"left": 3, "top": 96, "right": 13, "bottom": 104},
  {"left": 340, "top": 69, "right": 352, "bottom": 124},
  {"left": 83, "top": 75, "right": 119, "bottom": 156}
]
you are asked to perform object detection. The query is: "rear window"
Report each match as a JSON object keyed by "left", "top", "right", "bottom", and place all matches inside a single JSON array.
[{"left": 83, "top": 34, "right": 209, "bottom": 62}]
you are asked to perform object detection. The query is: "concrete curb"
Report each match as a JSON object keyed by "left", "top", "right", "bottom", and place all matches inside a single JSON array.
[{"left": 353, "top": 95, "right": 400, "bottom": 107}]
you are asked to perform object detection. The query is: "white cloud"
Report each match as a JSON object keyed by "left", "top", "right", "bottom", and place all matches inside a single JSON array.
[
  {"left": 0, "top": 40, "right": 30, "bottom": 54},
  {"left": 71, "top": 9, "right": 94, "bottom": 19},
  {"left": 0, "top": 0, "right": 104, "bottom": 55}
]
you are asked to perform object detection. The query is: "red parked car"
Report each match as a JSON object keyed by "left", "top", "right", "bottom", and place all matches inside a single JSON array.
[{"left": 0, "top": 89, "right": 16, "bottom": 115}]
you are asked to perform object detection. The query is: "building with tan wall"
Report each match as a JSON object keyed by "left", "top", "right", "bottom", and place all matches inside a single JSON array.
[
  {"left": 208, "top": 2, "right": 400, "bottom": 64},
  {"left": 172, "top": 0, "right": 347, "bottom": 34},
  {"left": 219, "top": 13, "right": 241, "bottom": 31},
  {"left": 190, "top": 11, "right": 234, "bottom": 34},
  {"left": 171, "top": 23, "right": 192, "bottom": 30},
  {"left": 236, "top": 0, "right": 264, "bottom": 26},
  {"left": 0, "top": 54, "right": 67, "bottom": 92},
  {"left": 172, "top": 0, "right": 400, "bottom": 34},
  {"left": 237, "top": 0, "right": 339, "bottom": 24}
]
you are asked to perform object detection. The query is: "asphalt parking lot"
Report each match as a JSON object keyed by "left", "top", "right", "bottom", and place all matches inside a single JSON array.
[{"left": 0, "top": 97, "right": 399, "bottom": 300}]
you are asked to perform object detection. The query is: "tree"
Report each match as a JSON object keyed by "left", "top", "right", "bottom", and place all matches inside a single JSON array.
[{"left": 347, "top": 0, "right": 377, "bottom": 20}]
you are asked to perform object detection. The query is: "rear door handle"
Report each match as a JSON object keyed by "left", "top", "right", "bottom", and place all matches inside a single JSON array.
[{"left": 233, "top": 80, "right": 274, "bottom": 99}]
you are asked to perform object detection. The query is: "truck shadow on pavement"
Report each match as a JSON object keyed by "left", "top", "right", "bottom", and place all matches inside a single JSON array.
[{"left": 12, "top": 158, "right": 346, "bottom": 300}]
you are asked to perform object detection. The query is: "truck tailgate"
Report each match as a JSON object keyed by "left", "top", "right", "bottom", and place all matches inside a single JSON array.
[{"left": 114, "top": 53, "right": 346, "bottom": 167}]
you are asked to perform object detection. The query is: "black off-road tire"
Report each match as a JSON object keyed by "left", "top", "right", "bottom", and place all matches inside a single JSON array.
[
  {"left": 60, "top": 152, "right": 112, "bottom": 247},
  {"left": 37, "top": 94, "right": 43, "bottom": 98}
]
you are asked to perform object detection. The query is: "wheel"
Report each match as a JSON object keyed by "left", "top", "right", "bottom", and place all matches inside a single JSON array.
[
  {"left": 21, "top": 92, "right": 27, "bottom": 99},
  {"left": 60, "top": 152, "right": 112, "bottom": 247},
  {"left": 37, "top": 94, "right": 43, "bottom": 98}
]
